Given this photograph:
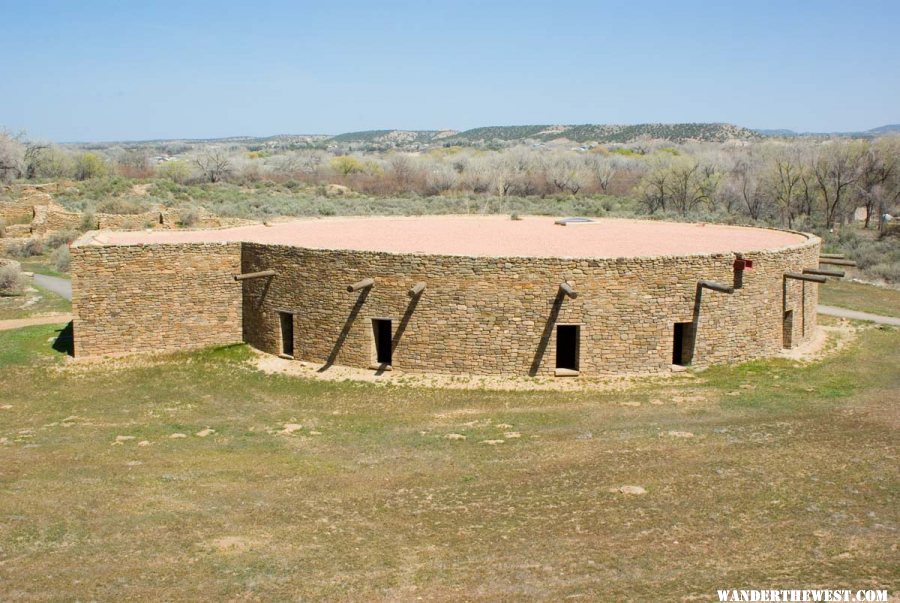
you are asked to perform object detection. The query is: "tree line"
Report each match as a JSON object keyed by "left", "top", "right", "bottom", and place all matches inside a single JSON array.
[{"left": 2, "top": 127, "right": 899, "bottom": 231}]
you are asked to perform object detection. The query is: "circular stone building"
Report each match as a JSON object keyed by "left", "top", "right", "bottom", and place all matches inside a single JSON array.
[{"left": 71, "top": 216, "right": 822, "bottom": 376}]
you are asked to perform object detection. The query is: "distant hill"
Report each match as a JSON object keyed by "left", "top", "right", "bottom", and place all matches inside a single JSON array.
[
  {"left": 754, "top": 124, "right": 900, "bottom": 138},
  {"left": 67, "top": 122, "right": 897, "bottom": 150},
  {"left": 867, "top": 124, "right": 900, "bottom": 135},
  {"left": 328, "top": 129, "right": 458, "bottom": 145},
  {"left": 446, "top": 123, "right": 760, "bottom": 144}
]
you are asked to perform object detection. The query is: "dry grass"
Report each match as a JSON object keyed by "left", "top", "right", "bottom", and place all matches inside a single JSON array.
[{"left": 0, "top": 321, "right": 897, "bottom": 600}]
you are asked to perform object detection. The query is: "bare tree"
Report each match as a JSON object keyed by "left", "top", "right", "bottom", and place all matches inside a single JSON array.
[
  {"left": 856, "top": 139, "right": 897, "bottom": 228},
  {"left": 0, "top": 129, "right": 25, "bottom": 183},
  {"left": 194, "top": 149, "right": 232, "bottom": 183},
  {"left": 812, "top": 141, "right": 863, "bottom": 228}
]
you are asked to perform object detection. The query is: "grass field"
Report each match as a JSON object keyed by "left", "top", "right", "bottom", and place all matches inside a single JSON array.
[
  {"left": 0, "top": 283, "right": 71, "bottom": 320},
  {"left": 0, "top": 317, "right": 897, "bottom": 600},
  {"left": 819, "top": 279, "right": 900, "bottom": 318}
]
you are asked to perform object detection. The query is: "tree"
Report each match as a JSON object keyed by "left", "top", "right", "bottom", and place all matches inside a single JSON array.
[
  {"left": 811, "top": 141, "right": 863, "bottom": 228},
  {"left": 24, "top": 144, "right": 71, "bottom": 179},
  {"left": 856, "top": 138, "right": 898, "bottom": 228},
  {"left": 329, "top": 155, "right": 364, "bottom": 176},
  {"left": 637, "top": 160, "right": 670, "bottom": 214},
  {"left": 666, "top": 158, "right": 718, "bottom": 216},
  {"left": 546, "top": 155, "right": 586, "bottom": 195},
  {"left": 117, "top": 148, "right": 152, "bottom": 177},
  {"left": 157, "top": 160, "right": 192, "bottom": 184},
  {"left": 768, "top": 150, "right": 804, "bottom": 228},
  {"left": 0, "top": 129, "right": 25, "bottom": 183},
  {"left": 194, "top": 150, "right": 232, "bottom": 183},
  {"left": 73, "top": 152, "right": 108, "bottom": 180}
]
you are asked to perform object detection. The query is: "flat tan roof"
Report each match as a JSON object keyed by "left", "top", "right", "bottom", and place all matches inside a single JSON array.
[{"left": 77, "top": 215, "right": 810, "bottom": 258}]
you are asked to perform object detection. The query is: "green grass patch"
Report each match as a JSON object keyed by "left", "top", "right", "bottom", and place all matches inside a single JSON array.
[{"left": 819, "top": 279, "right": 900, "bottom": 317}]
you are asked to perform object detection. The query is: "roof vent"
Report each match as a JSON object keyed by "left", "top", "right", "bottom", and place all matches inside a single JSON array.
[{"left": 554, "top": 217, "right": 595, "bottom": 226}]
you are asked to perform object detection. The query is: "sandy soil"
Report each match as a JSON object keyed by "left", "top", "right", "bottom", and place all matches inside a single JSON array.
[
  {"left": 78, "top": 216, "right": 809, "bottom": 258},
  {"left": 251, "top": 326, "right": 843, "bottom": 391}
]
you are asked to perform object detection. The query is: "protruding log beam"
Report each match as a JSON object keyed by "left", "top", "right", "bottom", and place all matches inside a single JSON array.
[
  {"left": 819, "top": 253, "right": 845, "bottom": 259},
  {"left": 785, "top": 272, "right": 827, "bottom": 283},
  {"left": 559, "top": 282, "right": 578, "bottom": 299},
  {"left": 819, "top": 258, "right": 857, "bottom": 267},
  {"left": 233, "top": 269, "right": 276, "bottom": 281},
  {"left": 699, "top": 280, "right": 734, "bottom": 294},
  {"left": 803, "top": 268, "right": 845, "bottom": 278},
  {"left": 347, "top": 277, "right": 375, "bottom": 292},
  {"left": 408, "top": 282, "right": 426, "bottom": 297}
]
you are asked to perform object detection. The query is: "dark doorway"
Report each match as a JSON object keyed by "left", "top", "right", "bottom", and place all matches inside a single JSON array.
[
  {"left": 782, "top": 310, "right": 794, "bottom": 349},
  {"left": 279, "top": 312, "right": 294, "bottom": 357},
  {"left": 372, "top": 318, "right": 393, "bottom": 365},
  {"left": 556, "top": 325, "right": 580, "bottom": 371},
  {"left": 672, "top": 322, "right": 694, "bottom": 366}
]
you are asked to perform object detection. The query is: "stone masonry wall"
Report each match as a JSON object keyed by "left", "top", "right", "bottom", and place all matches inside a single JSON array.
[
  {"left": 240, "top": 234, "right": 820, "bottom": 376},
  {"left": 72, "top": 242, "right": 242, "bottom": 357}
]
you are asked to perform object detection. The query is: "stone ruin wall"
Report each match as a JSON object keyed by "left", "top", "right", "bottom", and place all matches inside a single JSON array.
[
  {"left": 71, "top": 242, "right": 242, "bottom": 357},
  {"left": 239, "top": 235, "right": 820, "bottom": 376},
  {"left": 70, "top": 234, "right": 820, "bottom": 375}
]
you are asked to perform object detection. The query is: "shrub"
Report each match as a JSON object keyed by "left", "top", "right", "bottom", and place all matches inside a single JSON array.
[
  {"left": 73, "top": 153, "right": 108, "bottom": 180},
  {"left": 45, "top": 229, "right": 79, "bottom": 249},
  {"left": 95, "top": 197, "right": 147, "bottom": 215},
  {"left": 0, "top": 263, "right": 24, "bottom": 294},
  {"left": 51, "top": 244, "right": 71, "bottom": 273},
  {"left": 80, "top": 211, "right": 98, "bottom": 231},
  {"left": 0, "top": 218, "right": 5, "bottom": 238},
  {"left": 7, "top": 238, "right": 44, "bottom": 257},
  {"left": 177, "top": 209, "right": 199, "bottom": 227}
]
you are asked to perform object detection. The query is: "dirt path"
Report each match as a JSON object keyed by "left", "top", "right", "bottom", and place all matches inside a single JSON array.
[
  {"left": 818, "top": 305, "right": 900, "bottom": 326},
  {"left": 0, "top": 313, "right": 72, "bottom": 331}
]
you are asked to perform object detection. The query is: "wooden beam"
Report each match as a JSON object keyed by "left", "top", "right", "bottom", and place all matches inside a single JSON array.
[
  {"left": 233, "top": 269, "right": 276, "bottom": 281},
  {"left": 559, "top": 282, "right": 578, "bottom": 299},
  {"left": 819, "top": 253, "right": 845, "bottom": 259},
  {"left": 699, "top": 280, "right": 734, "bottom": 294},
  {"left": 819, "top": 258, "right": 857, "bottom": 267},
  {"left": 803, "top": 268, "right": 845, "bottom": 278},
  {"left": 785, "top": 272, "right": 827, "bottom": 283},
  {"left": 347, "top": 277, "right": 374, "bottom": 292},
  {"left": 408, "top": 282, "right": 426, "bottom": 297}
]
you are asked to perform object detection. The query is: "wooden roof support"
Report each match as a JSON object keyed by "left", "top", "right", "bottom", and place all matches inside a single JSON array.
[
  {"left": 559, "top": 282, "right": 578, "bottom": 299},
  {"left": 819, "top": 253, "right": 845, "bottom": 259},
  {"left": 408, "top": 282, "right": 426, "bottom": 297},
  {"left": 347, "top": 277, "right": 375, "bottom": 292},
  {"left": 819, "top": 258, "right": 857, "bottom": 267},
  {"left": 785, "top": 272, "right": 827, "bottom": 283},
  {"left": 233, "top": 269, "right": 276, "bottom": 281},
  {"left": 699, "top": 280, "right": 734, "bottom": 294},
  {"left": 803, "top": 268, "right": 845, "bottom": 278}
]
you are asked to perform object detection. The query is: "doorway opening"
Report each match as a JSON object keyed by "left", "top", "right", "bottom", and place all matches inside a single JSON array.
[
  {"left": 672, "top": 322, "right": 695, "bottom": 366},
  {"left": 279, "top": 312, "right": 294, "bottom": 358},
  {"left": 556, "top": 325, "right": 580, "bottom": 372},
  {"left": 372, "top": 318, "right": 393, "bottom": 365}
]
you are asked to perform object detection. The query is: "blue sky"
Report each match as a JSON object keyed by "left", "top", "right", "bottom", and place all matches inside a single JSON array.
[{"left": 1, "top": 0, "right": 897, "bottom": 141}]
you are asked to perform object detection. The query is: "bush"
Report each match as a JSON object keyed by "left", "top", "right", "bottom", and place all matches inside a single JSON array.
[
  {"left": 95, "top": 197, "right": 147, "bottom": 215},
  {"left": 177, "top": 209, "right": 199, "bottom": 227},
  {"left": 80, "top": 211, "right": 98, "bottom": 231},
  {"left": 45, "top": 229, "right": 79, "bottom": 249},
  {"left": 0, "top": 263, "right": 24, "bottom": 294},
  {"left": 7, "top": 238, "right": 44, "bottom": 257},
  {"left": 51, "top": 244, "right": 71, "bottom": 273}
]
